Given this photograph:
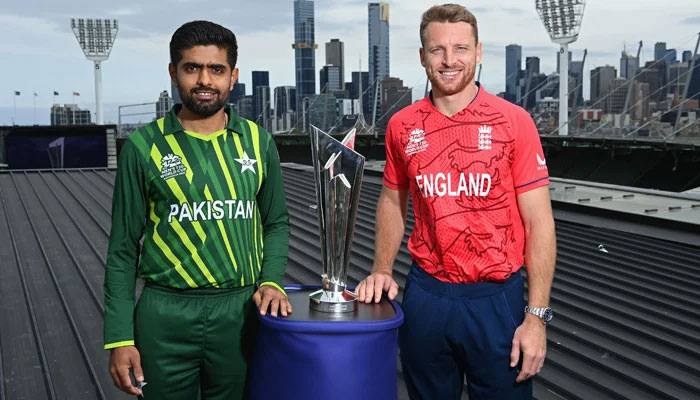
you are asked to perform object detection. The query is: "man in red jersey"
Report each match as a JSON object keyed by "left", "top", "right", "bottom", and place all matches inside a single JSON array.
[{"left": 356, "top": 4, "right": 556, "bottom": 399}]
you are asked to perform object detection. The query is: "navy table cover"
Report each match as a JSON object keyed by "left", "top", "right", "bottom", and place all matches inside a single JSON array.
[{"left": 248, "top": 285, "right": 404, "bottom": 400}]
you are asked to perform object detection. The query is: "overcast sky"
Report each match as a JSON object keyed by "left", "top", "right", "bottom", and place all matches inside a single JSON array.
[{"left": 1, "top": 0, "right": 699, "bottom": 125}]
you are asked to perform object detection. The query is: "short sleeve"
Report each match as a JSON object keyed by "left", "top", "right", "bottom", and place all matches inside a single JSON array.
[
  {"left": 511, "top": 109, "right": 550, "bottom": 194},
  {"left": 383, "top": 117, "right": 409, "bottom": 190}
]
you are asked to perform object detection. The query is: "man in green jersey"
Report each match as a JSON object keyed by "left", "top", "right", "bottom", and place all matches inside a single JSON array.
[{"left": 104, "top": 20, "right": 290, "bottom": 399}]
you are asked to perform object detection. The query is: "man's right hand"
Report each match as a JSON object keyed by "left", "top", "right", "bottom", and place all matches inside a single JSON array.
[
  {"left": 356, "top": 272, "right": 399, "bottom": 303},
  {"left": 109, "top": 345, "right": 144, "bottom": 396}
]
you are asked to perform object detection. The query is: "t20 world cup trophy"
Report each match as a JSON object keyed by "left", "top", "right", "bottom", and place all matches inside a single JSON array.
[{"left": 309, "top": 126, "right": 365, "bottom": 313}]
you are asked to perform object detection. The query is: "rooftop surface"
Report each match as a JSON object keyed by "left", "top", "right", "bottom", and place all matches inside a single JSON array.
[{"left": 0, "top": 167, "right": 699, "bottom": 399}]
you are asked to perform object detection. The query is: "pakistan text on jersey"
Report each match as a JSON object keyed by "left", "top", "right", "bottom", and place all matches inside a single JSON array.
[
  {"left": 415, "top": 173, "right": 492, "bottom": 198},
  {"left": 168, "top": 200, "right": 256, "bottom": 223}
]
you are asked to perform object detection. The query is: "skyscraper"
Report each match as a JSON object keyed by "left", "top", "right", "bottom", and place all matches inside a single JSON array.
[
  {"left": 630, "top": 81, "right": 650, "bottom": 121},
  {"left": 275, "top": 86, "right": 296, "bottom": 118},
  {"left": 252, "top": 71, "right": 270, "bottom": 122},
  {"left": 228, "top": 82, "right": 246, "bottom": 104},
  {"left": 665, "top": 49, "right": 678, "bottom": 65},
  {"left": 274, "top": 86, "right": 296, "bottom": 132},
  {"left": 620, "top": 51, "right": 639, "bottom": 79},
  {"left": 640, "top": 61, "right": 665, "bottom": 102},
  {"left": 505, "top": 44, "right": 522, "bottom": 103},
  {"left": 689, "top": 55, "right": 700, "bottom": 102},
  {"left": 526, "top": 56, "right": 540, "bottom": 77},
  {"left": 325, "top": 39, "right": 345, "bottom": 90},
  {"left": 254, "top": 86, "right": 271, "bottom": 131},
  {"left": 156, "top": 90, "right": 172, "bottom": 118},
  {"left": 368, "top": 2, "right": 390, "bottom": 114},
  {"left": 669, "top": 62, "right": 689, "bottom": 97},
  {"left": 379, "top": 77, "right": 411, "bottom": 131},
  {"left": 635, "top": 65, "right": 663, "bottom": 101},
  {"left": 50, "top": 104, "right": 91, "bottom": 125},
  {"left": 570, "top": 60, "right": 584, "bottom": 106},
  {"left": 171, "top": 81, "right": 181, "bottom": 104},
  {"left": 351, "top": 71, "right": 370, "bottom": 118},
  {"left": 654, "top": 42, "right": 667, "bottom": 61},
  {"left": 681, "top": 51, "right": 692, "bottom": 63},
  {"left": 606, "top": 78, "right": 627, "bottom": 114},
  {"left": 320, "top": 65, "right": 342, "bottom": 93},
  {"left": 308, "top": 94, "right": 338, "bottom": 132},
  {"left": 590, "top": 65, "right": 617, "bottom": 109},
  {"left": 293, "top": 0, "right": 317, "bottom": 111},
  {"left": 236, "top": 96, "right": 254, "bottom": 121}
]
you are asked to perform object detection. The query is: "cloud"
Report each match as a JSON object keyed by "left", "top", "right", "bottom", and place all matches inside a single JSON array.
[
  {"left": 502, "top": 7, "right": 526, "bottom": 15},
  {"left": 0, "top": 14, "right": 75, "bottom": 57},
  {"left": 682, "top": 16, "right": 700, "bottom": 24},
  {"left": 109, "top": 8, "right": 139, "bottom": 16},
  {"left": 464, "top": 6, "right": 525, "bottom": 15}
]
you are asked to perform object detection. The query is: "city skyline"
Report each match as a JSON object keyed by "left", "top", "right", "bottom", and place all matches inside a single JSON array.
[{"left": 1, "top": 0, "right": 699, "bottom": 125}]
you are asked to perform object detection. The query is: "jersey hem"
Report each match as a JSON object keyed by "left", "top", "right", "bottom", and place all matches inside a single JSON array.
[
  {"left": 514, "top": 176, "right": 550, "bottom": 194},
  {"left": 383, "top": 177, "right": 409, "bottom": 190}
]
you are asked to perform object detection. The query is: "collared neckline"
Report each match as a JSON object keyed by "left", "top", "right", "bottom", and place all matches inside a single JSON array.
[
  {"left": 162, "top": 103, "right": 245, "bottom": 136},
  {"left": 427, "top": 81, "right": 482, "bottom": 118}
]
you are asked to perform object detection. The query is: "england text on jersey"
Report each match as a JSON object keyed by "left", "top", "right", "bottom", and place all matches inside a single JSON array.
[{"left": 415, "top": 172, "right": 491, "bottom": 198}]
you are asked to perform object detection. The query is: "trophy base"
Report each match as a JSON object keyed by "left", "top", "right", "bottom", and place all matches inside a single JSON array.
[{"left": 309, "top": 289, "right": 358, "bottom": 313}]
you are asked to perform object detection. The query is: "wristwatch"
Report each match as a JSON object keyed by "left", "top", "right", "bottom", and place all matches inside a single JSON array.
[{"left": 524, "top": 306, "right": 553, "bottom": 325}]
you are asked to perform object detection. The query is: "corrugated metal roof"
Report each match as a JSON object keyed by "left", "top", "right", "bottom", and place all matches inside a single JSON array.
[
  {"left": 281, "top": 164, "right": 700, "bottom": 400},
  {"left": 548, "top": 178, "right": 700, "bottom": 224},
  {"left": 0, "top": 169, "right": 125, "bottom": 400},
  {"left": 1, "top": 167, "right": 699, "bottom": 400}
]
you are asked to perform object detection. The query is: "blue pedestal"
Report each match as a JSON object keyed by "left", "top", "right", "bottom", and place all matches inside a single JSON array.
[{"left": 248, "top": 285, "right": 404, "bottom": 400}]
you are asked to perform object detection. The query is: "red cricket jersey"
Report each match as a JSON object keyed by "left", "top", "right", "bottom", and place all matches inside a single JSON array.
[{"left": 383, "top": 85, "right": 550, "bottom": 283}]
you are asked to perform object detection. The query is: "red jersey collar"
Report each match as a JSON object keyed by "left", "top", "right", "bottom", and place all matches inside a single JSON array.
[{"left": 426, "top": 81, "right": 483, "bottom": 118}]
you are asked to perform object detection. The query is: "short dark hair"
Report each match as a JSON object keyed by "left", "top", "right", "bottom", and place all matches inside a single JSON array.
[
  {"left": 420, "top": 4, "right": 479, "bottom": 47},
  {"left": 170, "top": 20, "right": 238, "bottom": 69}
]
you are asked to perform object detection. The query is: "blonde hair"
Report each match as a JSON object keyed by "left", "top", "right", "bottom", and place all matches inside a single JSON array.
[{"left": 420, "top": 4, "right": 479, "bottom": 47}]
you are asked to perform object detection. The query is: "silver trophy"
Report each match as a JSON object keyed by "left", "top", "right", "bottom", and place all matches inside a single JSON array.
[{"left": 309, "top": 126, "right": 365, "bottom": 313}]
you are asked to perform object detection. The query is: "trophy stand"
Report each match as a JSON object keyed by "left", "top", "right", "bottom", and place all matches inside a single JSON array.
[
  {"left": 308, "top": 127, "right": 364, "bottom": 313},
  {"left": 248, "top": 126, "right": 404, "bottom": 400}
]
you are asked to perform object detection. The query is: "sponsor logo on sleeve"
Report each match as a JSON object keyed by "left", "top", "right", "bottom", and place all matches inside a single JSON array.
[{"left": 536, "top": 153, "right": 547, "bottom": 171}]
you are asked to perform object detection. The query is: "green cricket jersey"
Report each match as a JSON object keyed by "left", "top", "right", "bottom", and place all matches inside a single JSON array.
[{"left": 104, "top": 104, "right": 289, "bottom": 349}]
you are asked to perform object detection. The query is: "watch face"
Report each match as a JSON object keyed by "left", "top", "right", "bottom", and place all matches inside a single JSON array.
[{"left": 543, "top": 308, "right": 553, "bottom": 322}]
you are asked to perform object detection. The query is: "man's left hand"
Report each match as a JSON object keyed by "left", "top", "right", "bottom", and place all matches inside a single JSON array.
[
  {"left": 253, "top": 285, "right": 292, "bottom": 317},
  {"left": 510, "top": 314, "right": 547, "bottom": 382}
]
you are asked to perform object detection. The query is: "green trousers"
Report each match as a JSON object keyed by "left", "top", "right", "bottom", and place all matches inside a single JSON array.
[{"left": 134, "top": 284, "right": 257, "bottom": 400}]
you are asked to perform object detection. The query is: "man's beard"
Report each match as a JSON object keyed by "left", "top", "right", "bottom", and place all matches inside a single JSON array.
[
  {"left": 179, "top": 86, "right": 229, "bottom": 117},
  {"left": 427, "top": 63, "right": 475, "bottom": 96}
]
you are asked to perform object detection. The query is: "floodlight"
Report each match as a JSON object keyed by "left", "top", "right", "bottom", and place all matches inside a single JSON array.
[
  {"left": 71, "top": 18, "right": 119, "bottom": 125},
  {"left": 536, "top": 0, "right": 585, "bottom": 135}
]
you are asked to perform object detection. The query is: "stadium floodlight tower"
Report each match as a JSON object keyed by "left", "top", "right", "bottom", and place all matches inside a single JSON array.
[
  {"left": 71, "top": 18, "right": 119, "bottom": 125},
  {"left": 536, "top": 0, "right": 585, "bottom": 136}
]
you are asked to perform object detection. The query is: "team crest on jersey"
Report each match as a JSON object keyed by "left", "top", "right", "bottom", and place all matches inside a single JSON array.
[
  {"left": 235, "top": 152, "right": 257, "bottom": 174},
  {"left": 405, "top": 129, "right": 429, "bottom": 155},
  {"left": 160, "top": 153, "right": 187, "bottom": 180},
  {"left": 477, "top": 125, "right": 492, "bottom": 150}
]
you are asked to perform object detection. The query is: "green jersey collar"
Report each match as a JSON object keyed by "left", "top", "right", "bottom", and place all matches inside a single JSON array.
[{"left": 163, "top": 103, "right": 245, "bottom": 136}]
